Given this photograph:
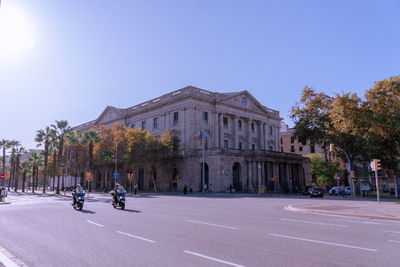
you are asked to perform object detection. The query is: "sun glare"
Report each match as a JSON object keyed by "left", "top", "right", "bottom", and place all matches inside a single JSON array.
[{"left": 0, "top": 2, "right": 35, "bottom": 59}]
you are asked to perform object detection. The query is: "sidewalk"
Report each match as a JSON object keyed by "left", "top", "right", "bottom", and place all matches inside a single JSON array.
[{"left": 286, "top": 200, "right": 400, "bottom": 221}]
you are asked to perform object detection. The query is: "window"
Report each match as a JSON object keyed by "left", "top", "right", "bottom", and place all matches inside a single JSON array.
[
  {"left": 268, "top": 126, "right": 273, "bottom": 135},
  {"left": 239, "top": 142, "right": 243, "bottom": 150},
  {"left": 203, "top": 111, "right": 208, "bottom": 122},
  {"left": 205, "top": 139, "right": 208, "bottom": 149},
  {"left": 291, "top": 145, "right": 295, "bottom": 152},
  {"left": 153, "top": 118, "right": 158, "bottom": 128},
  {"left": 290, "top": 136, "right": 294, "bottom": 143},
  {"left": 223, "top": 117, "right": 228, "bottom": 128},
  {"left": 238, "top": 120, "right": 242, "bottom": 129},
  {"left": 252, "top": 144, "right": 255, "bottom": 150},
  {"left": 251, "top": 123, "right": 254, "bottom": 131},
  {"left": 310, "top": 144, "right": 315, "bottom": 153},
  {"left": 299, "top": 146, "right": 303, "bottom": 152},
  {"left": 141, "top": 121, "right": 146, "bottom": 130},
  {"left": 173, "top": 112, "right": 179, "bottom": 124},
  {"left": 280, "top": 138, "right": 283, "bottom": 144},
  {"left": 130, "top": 123, "right": 135, "bottom": 129},
  {"left": 281, "top": 147, "right": 283, "bottom": 152},
  {"left": 269, "top": 145, "right": 273, "bottom": 151},
  {"left": 224, "top": 140, "right": 228, "bottom": 148}
]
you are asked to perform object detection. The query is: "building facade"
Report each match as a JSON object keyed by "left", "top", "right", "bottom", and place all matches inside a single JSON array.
[{"left": 76, "top": 86, "right": 310, "bottom": 193}]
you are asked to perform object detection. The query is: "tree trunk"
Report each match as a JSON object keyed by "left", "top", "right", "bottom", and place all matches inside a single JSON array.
[
  {"left": 56, "top": 138, "right": 64, "bottom": 194},
  {"left": 32, "top": 167, "right": 35, "bottom": 194},
  {"left": 14, "top": 156, "right": 20, "bottom": 192},
  {"left": 43, "top": 143, "right": 48, "bottom": 193},
  {"left": 52, "top": 152, "right": 57, "bottom": 191},
  {"left": 74, "top": 146, "right": 79, "bottom": 188},
  {"left": 22, "top": 172, "right": 26, "bottom": 192}
]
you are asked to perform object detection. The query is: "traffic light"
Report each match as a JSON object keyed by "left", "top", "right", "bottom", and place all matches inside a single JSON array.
[
  {"left": 329, "top": 144, "right": 335, "bottom": 152},
  {"left": 373, "top": 159, "right": 381, "bottom": 171},
  {"left": 128, "top": 172, "right": 134, "bottom": 181}
]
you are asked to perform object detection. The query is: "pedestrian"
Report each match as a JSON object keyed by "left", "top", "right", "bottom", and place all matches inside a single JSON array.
[
  {"left": 229, "top": 184, "right": 232, "bottom": 193},
  {"left": 134, "top": 184, "right": 138, "bottom": 195},
  {"left": 0, "top": 186, "right": 7, "bottom": 202},
  {"left": 341, "top": 184, "right": 346, "bottom": 198},
  {"left": 183, "top": 184, "right": 187, "bottom": 195}
]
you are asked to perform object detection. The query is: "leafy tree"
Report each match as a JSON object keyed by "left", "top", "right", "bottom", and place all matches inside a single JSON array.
[
  {"left": 306, "top": 153, "right": 341, "bottom": 185},
  {"left": 52, "top": 120, "right": 70, "bottom": 194}
]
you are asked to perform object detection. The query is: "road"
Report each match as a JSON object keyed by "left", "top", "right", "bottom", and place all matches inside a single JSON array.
[{"left": 0, "top": 193, "right": 399, "bottom": 267}]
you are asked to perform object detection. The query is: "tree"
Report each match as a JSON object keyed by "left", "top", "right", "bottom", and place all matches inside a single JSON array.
[
  {"left": 291, "top": 86, "right": 333, "bottom": 161},
  {"left": 99, "top": 149, "right": 114, "bottom": 192},
  {"left": 28, "top": 152, "right": 44, "bottom": 193},
  {"left": 306, "top": 154, "right": 341, "bottom": 185},
  {"left": 7, "top": 140, "right": 20, "bottom": 190},
  {"left": 66, "top": 130, "right": 85, "bottom": 188},
  {"left": 52, "top": 120, "right": 70, "bottom": 194},
  {"left": 35, "top": 126, "right": 55, "bottom": 193},
  {"left": 21, "top": 161, "right": 32, "bottom": 193},
  {"left": 82, "top": 129, "right": 101, "bottom": 189},
  {"left": 13, "top": 146, "right": 25, "bottom": 192},
  {"left": 0, "top": 139, "right": 10, "bottom": 181}
]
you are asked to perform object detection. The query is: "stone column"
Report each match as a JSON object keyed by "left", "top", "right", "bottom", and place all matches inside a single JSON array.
[
  {"left": 247, "top": 119, "right": 252, "bottom": 150},
  {"left": 263, "top": 123, "right": 268, "bottom": 150},
  {"left": 214, "top": 112, "right": 219, "bottom": 148},
  {"left": 258, "top": 121, "right": 262, "bottom": 150},
  {"left": 219, "top": 113, "right": 224, "bottom": 148},
  {"left": 257, "top": 161, "right": 262, "bottom": 195},
  {"left": 234, "top": 116, "right": 239, "bottom": 149},
  {"left": 248, "top": 161, "right": 253, "bottom": 191}
]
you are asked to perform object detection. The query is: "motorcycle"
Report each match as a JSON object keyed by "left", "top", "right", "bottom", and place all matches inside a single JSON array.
[
  {"left": 72, "top": 192, "right": 85, "bottom": 210},
  {"left": 112, "top": 191, "right": 125, "bottom": 210}
]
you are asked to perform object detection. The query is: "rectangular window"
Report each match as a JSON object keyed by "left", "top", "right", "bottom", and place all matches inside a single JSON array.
[
  {"left": 290, "top": 136, "right": 294, "bottom": 143},
  {"left": 238, "top": 120, "right": 242, "bottom": 129},
  {"left": 203, "top": 111, "right": 208, "bottom": 122},
  {"left": 281, "top": 147, "right": 283, "bottom": 152},
  {"left": 173, "top": 112, "right": 179, "bottom": 124},
  {"left": 269, "top": 126, "right": 273, "bottom": 135},
  {"left": 223, "top": 117, "right": 228, "bottom": 128},
  {"left": 239, "top": 141, "right": 243, "bottom": 150},
  {"left": 224, "top": 140, "right": 228, "bottom": 148},
  {"left": 141, "top": 121, "right": 146, "bottom": 130},
  {"left": 280, "top": 138, "right": 283, "bottom": 144},
  {"left": 252, "top": 144, "right": 255, "bottom": 150},
  {"left": 291, "top": 145, "right": 295, "bottom": 152},
  {"left": 299, "top": 146, "right": 303, "bottom": 152},
  {"left": 310, "top": 144, "right": 315, "bottom": 153},
  {"left": 269, "top": 145, "right": 273, "bottom": 151},
  {"left": 153, "top": 118, "right": 158, "bottom": 128},
  {"left": 130, "top": 123, "right": 135, "bottom": 129},
  {"left": 251, "top": 123, "right": 254, "bottom": 131}
]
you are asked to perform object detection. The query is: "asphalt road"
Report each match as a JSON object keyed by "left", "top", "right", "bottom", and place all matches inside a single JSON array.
[{"left": 1, "top": 193, "right": 399, "bottom": 267}]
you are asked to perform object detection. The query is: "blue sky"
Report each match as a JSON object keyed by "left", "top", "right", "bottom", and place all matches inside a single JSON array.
[{"left": 0, "top": 0, "right": 399, "bottom": 149}]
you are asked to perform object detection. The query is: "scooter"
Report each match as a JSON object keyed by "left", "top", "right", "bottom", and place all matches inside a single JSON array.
[
  {"left": 72, "top": 192, "right": 85, "bottom": 211},
  {"left": 112, "top": 192, "right": 125, "bottom": 210}
]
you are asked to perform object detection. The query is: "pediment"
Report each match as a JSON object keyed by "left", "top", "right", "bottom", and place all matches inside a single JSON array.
[
  {"left": 95, "top": 106, "right": 124, "bottom": 125},
  {"left": 218, "top": 91, "right": 270, "bottom": 115}
]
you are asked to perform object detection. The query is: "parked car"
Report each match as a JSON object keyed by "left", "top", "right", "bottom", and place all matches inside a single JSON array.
[
  {"left": 310, "top": 187, "right": 324, "bottom": 197},
  {"left": 329, "top": 186, "right": 341, "bottom": 195},
  {"left": 302, "top": 186, "right": 312, "bottom": 195}
]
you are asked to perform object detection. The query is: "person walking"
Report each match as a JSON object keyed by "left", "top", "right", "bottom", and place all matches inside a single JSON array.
[{"left": 183, "top": 184, "right": 187, "bottom": 195}]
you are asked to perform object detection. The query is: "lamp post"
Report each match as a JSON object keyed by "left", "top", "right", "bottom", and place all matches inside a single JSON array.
[
  {"left": 330, "top": 144, "right": 353, "bottom": 197},
  {"left": 114, "top": 141, "right": 119, "bottom": 186}
]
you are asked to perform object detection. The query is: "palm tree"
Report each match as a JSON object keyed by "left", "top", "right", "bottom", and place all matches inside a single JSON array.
[
  {"left": 82, "top": 130, "right": 101, "bottom": 190},
  {"left": 48, "top": 136, "right": 59, "bottom": 191},
  {"left": 14, "top": 146, "right": 25, "bottom": 192},
  {"left": 99, "top": 149, "right": 113, "bottom": 192},
  {"left": 52, "top": 120, "right": 71, "bottom": 194},
  {"left": 66, "top": 130, "right": 84, "bottom": 189},
  {"left": 21, "top": 161, "right": 32, "bottom": 193},
  {"left": 29, "top": 152, "right": 44, "bottom": 193},
  {"left": 7, "top": 140, "right": 20, "bottom": 190},
  {"left": 35, "top": 126, "right": 55, "bottom": 193},
  {"left": 0, "top": 139, "right": 11, "bottom": 179}
]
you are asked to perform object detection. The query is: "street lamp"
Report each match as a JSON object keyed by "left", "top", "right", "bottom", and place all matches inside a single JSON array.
[
  {"left": 330, "top": 144, "right": 354, "bottom": 197},
  {"left": 114, "top": 141, "right": 119, "bottom": 186}
]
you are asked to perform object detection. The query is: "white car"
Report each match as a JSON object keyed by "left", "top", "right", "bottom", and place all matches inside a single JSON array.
[{"left": 329, "top": 186, "right": 341, "bottom": 195}]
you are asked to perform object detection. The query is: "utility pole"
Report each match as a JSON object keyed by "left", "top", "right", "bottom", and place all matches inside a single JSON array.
[{"left": 371, "top": 159, "right": 381, "bottom": 203}]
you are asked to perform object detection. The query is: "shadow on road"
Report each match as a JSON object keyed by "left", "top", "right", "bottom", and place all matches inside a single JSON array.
[
  {"left": 79, "top": 209, "right": 96, "bottom": 214},
  {"left": 122, "top": 208, "right": 141, "bottom": 213}
]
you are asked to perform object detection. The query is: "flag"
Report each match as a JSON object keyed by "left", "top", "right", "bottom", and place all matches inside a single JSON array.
[{"left": 193, "top": 131, "right": 205, "bottom": 145}]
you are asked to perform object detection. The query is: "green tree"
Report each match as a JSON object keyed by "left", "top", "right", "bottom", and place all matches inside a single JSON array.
[
  {"left": 306, "top": 154, "right": 341, "bottom": 185},
  {"left": 28, "top": 152, "right": 44, "bottom": 193},
  {"left": 35, "top": 126, "right": 55, "bottom": 193},
  {"left": 0, "top": 139, "right": 11, "bottom": 180},
  {"left": 52, "top": 120, "right": 70, "bottom": 194},
  {"left": 66, "top": 130, "right": 85, "bottom": 188}
]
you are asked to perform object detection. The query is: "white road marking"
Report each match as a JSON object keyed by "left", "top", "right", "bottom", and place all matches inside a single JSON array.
[
  {"left": 86, "top": 220, "right": 104, "bottom": 227},
  {"left": 388, "top": 240, "right": 400, "bottom": 243},
  {"left": 270, "top": 233, "right": 377, "bottom": 252},
  {"left": 187, "top": 220, "right": 238, "bottom": 230},
  {"left": 184, "top": 250, "right": 246, "bottom": 267},
  {"left": 336, "top": 219, "right": 388, "bottom": 225},
  {"left": 0, "top": 246, "right": 25, "bottom": 267},
  {"left": 117, "top": 231, "right": 156, "bottom": 243},
  {"left": 281, "top": 218, "right": 349, "bottom": 228},
  {"left": 383, "top": 230, "right": 400, "bottom": 234}
]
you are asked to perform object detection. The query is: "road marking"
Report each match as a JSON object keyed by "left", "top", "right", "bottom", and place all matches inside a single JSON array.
[
  {"left": 0, "top": 246, "right": 26, "bottom": 267},
  {"left": 86, "top": 220, "right": 104, "bottom": 227},
  {"left": 388, "top": 240, "right": 400, "bottom": 243},
  {"left": 336, "top": 219, "right": 388, "bottom": 225},
  {"left": 270, "top": 233, "right": 377, "bottom": 252},
  {"left": 187, "top": 220, "right": 238, "bottom": 230},
  {"left": 184, "top": 250, "right": 246, "bottom": 267},
  {"left": 383, "top": 230, "right": 400, "bottom": 234},
  {"left": 117, "top": 231, "right": 156, "bottom": 243},
  {"left": 281, "top": 218, "right": 349, "bottom": 228}
]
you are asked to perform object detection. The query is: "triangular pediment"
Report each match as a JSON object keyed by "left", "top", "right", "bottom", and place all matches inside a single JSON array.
[
  {"left": 95, "top": 106, "right": 124, "bottom": 125},
  {"left": 218, "top": 90, "right": 273, "bottom": 115}
]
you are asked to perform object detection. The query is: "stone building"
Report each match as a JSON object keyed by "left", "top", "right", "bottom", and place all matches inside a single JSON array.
[{"left": 76, "top": 86, "right": 310, "bottom": 193}]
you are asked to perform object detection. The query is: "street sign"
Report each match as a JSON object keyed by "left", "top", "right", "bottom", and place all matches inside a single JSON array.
[
  {"left": 0, "top": 173, "right": 4, "bottom": 180},
  {"left": 113, "top": 172, "right": 119, "bottom": 179}
]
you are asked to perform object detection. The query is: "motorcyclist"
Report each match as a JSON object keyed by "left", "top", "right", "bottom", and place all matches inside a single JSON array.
[
  {"left": 72, "top": 184, "right": 85, "bottom": 206},
  {"left": 111, "top": 183, "right": 125, "bottom": 204}
]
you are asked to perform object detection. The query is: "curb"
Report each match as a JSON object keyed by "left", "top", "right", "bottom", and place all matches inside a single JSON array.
[{"left": 284, "top": 204, "right": 400, "bottom": 222}]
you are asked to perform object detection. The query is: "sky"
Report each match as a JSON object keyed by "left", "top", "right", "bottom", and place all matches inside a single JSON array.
[{"left": 0, "top": 0, "right": 399, "bottom": 149}]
